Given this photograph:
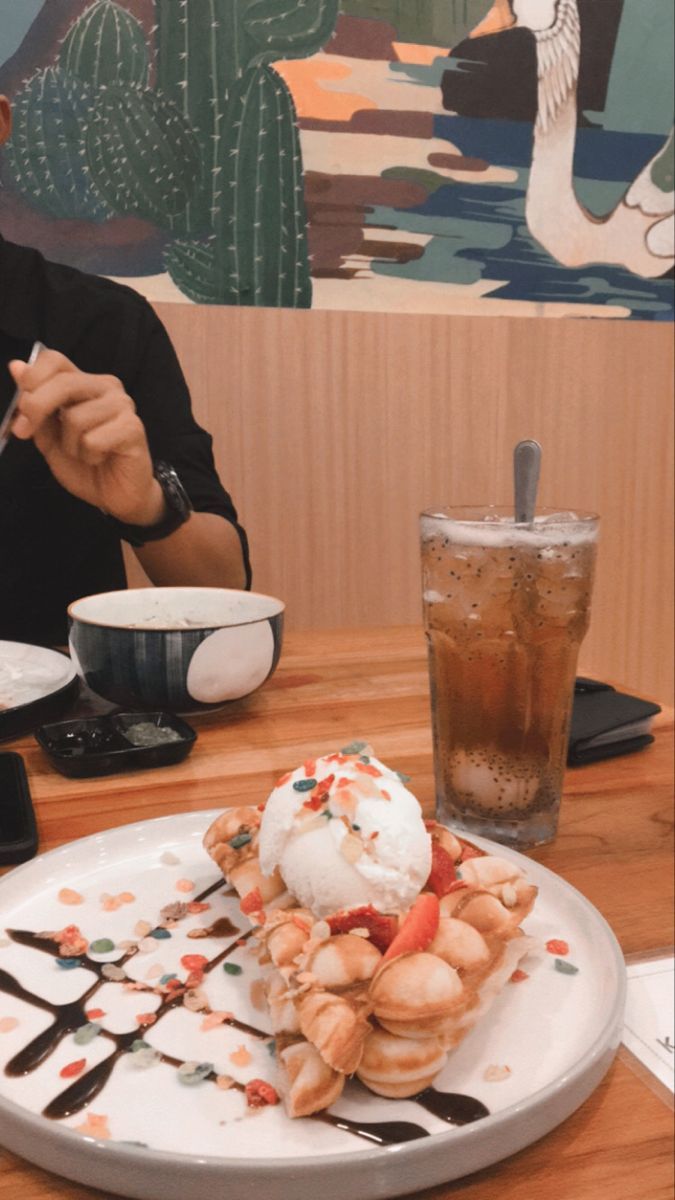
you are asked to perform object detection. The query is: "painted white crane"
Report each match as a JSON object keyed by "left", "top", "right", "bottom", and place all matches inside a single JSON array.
[{"left": 471, "top": 0, "right": 674, "bottom": 278}]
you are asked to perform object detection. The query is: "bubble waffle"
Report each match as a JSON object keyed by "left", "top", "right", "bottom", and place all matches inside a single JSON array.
[{"left": 204, "top": 776, "right": 537, "bottom": 1117}]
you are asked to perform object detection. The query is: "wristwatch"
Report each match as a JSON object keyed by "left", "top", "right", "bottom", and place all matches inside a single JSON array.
[{"left": 105, "top": 461, "right": 193, "bottom": 547}]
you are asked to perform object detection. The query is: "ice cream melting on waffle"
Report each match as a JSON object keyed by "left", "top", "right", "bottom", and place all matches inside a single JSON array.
[{"left": 204, "top": 743, "right": 538, "bottom": 1118}]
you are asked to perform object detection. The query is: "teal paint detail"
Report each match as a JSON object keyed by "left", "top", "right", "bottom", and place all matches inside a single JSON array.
[
  {"left": 62, "top": 0, "right": 149, "bottom": 88},
  {"left": 651, "top": 130, "right": 674, "bottom": 193},
  {"left": 0, "top": 0, "right": 43, "bottom": 62},
  {"left": 5, "top": 67, "right": 111, "bottom": 222},
  {"left": 600, "top": 0, "right": 675, "bottom": 136},
  {"left": 372, "top": 218, "right": 512, "bottom": 285},
  {"left": 381, "top": 166, "right": 457, "bottom": 194},
  {"left": 573, "top": 177, "right": 633, "bottom": 219},
  {"left": 369, "top": 203, "right": 514, "bottom": 246},
  {"left": 338, "top": 0, "right": 493, "bottom": 48},
  {"left": 388, "top": 59, "right": 460, "bottom": 88}
]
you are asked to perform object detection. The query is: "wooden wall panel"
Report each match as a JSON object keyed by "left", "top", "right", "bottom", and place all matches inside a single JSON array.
[{"left": 142, "top": 305, "right": 673, "bottom": 701}]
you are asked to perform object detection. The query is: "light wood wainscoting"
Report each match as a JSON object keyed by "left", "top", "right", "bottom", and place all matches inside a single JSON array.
[{"left": 126, "top": 306, "right": 673, "bottom": 701}]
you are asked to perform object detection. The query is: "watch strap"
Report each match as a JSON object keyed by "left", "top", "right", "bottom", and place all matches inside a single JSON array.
[{"left": 104, "top": 461, "right": 193, "bottom": 547}]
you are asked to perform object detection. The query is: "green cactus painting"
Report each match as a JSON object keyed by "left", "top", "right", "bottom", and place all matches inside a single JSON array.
[
  {"left": 5, "top": 0, "right": 339, "bottom": 306},
  {"left": 5, "top": 0, "right": 670, "bottom": 319},
  {"left": 6, "top": 66, "right": 110, "bottom": 222},
  {"left": 61, "top": 0, "right": 149, "bottom": 87}
]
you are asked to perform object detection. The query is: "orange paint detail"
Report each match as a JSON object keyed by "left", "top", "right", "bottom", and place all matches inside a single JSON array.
[
  {"left": 469, "top": 0, "right": 515, "bottom": 39},
  {"left": 272, "top": 58, "right": 376, "bottom": 122},
  {"left": 391, "top": 42, "right": 449, "bottom": 66}
]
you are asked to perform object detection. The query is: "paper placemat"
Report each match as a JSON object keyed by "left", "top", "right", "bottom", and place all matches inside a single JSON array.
[{"left": 622, "top": 953, "right": 674, "bottom": 1098}]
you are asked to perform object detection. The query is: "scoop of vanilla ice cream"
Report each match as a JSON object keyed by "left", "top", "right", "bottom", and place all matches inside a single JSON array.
[{"left": 258, "top": 749, "right": 432, "bottom": 918}]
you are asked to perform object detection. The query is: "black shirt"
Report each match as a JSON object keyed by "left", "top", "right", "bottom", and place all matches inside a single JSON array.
[{"left": 0, "top": 235, "right": 250, "bottom": 646}]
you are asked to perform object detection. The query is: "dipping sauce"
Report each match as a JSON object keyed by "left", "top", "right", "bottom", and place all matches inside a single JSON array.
[{"left": 123, "top": 722, "right": 184, "bottom": 748}]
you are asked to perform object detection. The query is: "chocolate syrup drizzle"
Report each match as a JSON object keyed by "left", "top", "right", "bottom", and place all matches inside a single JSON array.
[{"left": 1, "top": 877, "right": 488, "bottom": 1146}]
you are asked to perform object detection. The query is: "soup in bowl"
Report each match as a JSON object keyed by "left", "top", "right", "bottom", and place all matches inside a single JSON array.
[{"left": 68, "top": 588, "right": 284, "bottom": 713}]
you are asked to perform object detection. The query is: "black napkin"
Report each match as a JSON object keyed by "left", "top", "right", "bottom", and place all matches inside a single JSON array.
[{"left": 568, "top": 678, "right": 661, "bottom": 766}]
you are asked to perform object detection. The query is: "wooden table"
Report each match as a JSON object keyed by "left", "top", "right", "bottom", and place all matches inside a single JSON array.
[{"left": 1, "top": 627, "right": 673, "bottom": 1200}]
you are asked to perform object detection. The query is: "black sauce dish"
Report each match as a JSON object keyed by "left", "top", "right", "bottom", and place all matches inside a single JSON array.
[{"left": 35, "top": 712, "right": 196, "bottom": 778}]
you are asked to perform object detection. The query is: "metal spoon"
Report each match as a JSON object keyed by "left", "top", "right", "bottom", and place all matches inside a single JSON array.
[
  {"left": 513, "top": 439, "right": 542, "bottom": 525},
  {"left": 0, "top": 340, "right": 45, "bottom": 456}
]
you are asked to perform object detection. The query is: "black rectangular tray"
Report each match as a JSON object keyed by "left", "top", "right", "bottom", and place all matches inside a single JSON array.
[{"left": 35, "top": 712, "right": 197, "bottom": 778}]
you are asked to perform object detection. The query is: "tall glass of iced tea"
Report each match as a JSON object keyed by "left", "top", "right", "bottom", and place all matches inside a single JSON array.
[{"left": 420, "top": 507, "right": 599, "bottom": 848}]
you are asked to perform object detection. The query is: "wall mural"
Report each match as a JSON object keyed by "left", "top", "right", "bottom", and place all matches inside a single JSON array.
[{"left": 0, "top": 0, "right": 673, "bottom": 321}]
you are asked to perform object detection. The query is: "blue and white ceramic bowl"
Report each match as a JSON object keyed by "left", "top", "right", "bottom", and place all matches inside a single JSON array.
[{"left": 68, "top": 587, "right": 284, "bottom": 713}]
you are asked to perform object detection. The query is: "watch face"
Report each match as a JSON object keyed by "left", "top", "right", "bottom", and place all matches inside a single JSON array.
[
  {"left": 155, "top": 462, "right": 192, "bottom": 519},
  {"left": 106, "top": 463, "right": 193, "bottom": 545}
]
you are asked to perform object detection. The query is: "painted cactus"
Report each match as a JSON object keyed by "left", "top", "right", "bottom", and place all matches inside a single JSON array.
[
  {"left": 155, "top": 0, "right": 338, "bottom": 302},
  {"left": 5, "top": 67, "right": 110, "bottom": 221},
  {"left": 166, "top": 65, "right": 311, "bottom": 306},
  {"left": 61, "top": 0, "right": 149, "bottom": 87},
  {"left": 5, "top": 0, "right": 340, "bottom": 306},
  {"left": 86, "top": 85, "right": 202, "bottom": 231}
]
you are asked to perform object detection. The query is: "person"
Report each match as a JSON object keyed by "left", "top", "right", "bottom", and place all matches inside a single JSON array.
[{"left": 0, "top": 95, "right": 250, "bottom": 647}]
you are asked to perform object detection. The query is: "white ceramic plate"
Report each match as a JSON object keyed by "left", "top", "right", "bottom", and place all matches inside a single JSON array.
[
  {"left": 0, "top": 811, "right": 626, "bottom": 1200},
  {"left": 0, "top": 641, "right": 78, "bottom": 739}
]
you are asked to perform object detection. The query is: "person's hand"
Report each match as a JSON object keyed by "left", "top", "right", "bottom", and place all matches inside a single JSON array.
[{"left": 9, "top": 349, "right": 166, "bottom": 526}]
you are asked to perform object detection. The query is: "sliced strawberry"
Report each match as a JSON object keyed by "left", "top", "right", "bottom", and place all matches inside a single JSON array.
[
  {"left": 425, "top": 843, "right": 458, "bottom": 898},
  {"left": 327, "top": 905, "right": 398, "bottom": 954},
  {"left": 381, "top": 893, "right": 440, "bottom": 963},
  {"left": 459, "top": 840, "right": 484, "bottom": 861}
]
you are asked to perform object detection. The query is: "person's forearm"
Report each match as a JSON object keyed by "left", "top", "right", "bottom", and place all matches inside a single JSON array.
[{"left": 134, "top": 511, "right": 248, "bottom": 590}]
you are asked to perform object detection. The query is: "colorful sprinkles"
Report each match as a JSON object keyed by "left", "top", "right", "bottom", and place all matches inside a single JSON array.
[
  {"left": 554, "top": 958, "right": 579, "bottom": 976},
  {"left": 510, "top": 969, "right": 529, "bottom": 983},
  {"left": 74, "top": 1023, "right": 102, "bottom": 1046},
  {"left": 60, "top": 1058, "right": 87, "bottom": 1079},
  {"left": 90, "top": 938, "right": 116, "bottom": 955},
  {"left": 292, "top": 778, "right": 317, "bottom": 793},
  {"left": 178, "top": 1061, "right": 213, "bottom": 1086},
  {"left": 546, "top": 939, "right": 570, "bottom": 956}
]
